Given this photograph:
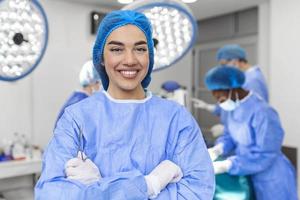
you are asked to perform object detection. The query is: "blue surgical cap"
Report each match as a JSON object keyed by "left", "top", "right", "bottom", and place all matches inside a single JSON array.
[
  {"left": 216, "top": 44, "right": 246, "bottom": 61},
  {"left": 79, "top": 60, "right": 100, "bottom": 87},
  {"left": 93, "top": 10, "right": 154, "bottom": 90},
  {"left": 161, "top": 81, "right": 181, "bottom": 92},
  {"left": 205, "top": 65, "right": 245, "bottom": 91}
]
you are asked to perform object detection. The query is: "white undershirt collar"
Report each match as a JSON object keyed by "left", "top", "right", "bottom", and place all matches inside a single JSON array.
[
  {"left": 246, "top": 65, "right": 259, "bottom": 73},
  {"left": 102, "top": 90, "right": 152, "bottom": 103}
]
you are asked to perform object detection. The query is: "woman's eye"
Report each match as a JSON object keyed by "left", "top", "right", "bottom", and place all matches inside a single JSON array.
[
  {"left": 110, "top": 48, "right": 123, "bottom": 52},
  {"left": 136, "top": 47, "right": 147, "bottom": 52}
]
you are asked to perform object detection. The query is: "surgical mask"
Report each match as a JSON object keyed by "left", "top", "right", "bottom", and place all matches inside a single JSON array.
[
  {"left": 226, "top": 60, "right": 239, "bottom": 69},
  {"left": 219, "top": 90, "right": 240, "bottom": 111}
]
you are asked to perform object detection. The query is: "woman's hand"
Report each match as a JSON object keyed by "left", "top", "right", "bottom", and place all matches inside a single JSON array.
[
  {"left": 144, "top": 160, "right": 183, "bottom": 199},
  {"left": 65, "top": 152, "right": 101, "bottom": 185}
]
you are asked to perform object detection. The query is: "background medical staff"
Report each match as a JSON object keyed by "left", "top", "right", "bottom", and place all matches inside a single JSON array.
[
  {"left": 205, "top": 65, "right": 297, "bottom": 200},
  {"left": 217, "top": 44, "right": 269, "bottom": 102},
  {"left": 193, "top": 44, "right": 269, "bottom": 116}
]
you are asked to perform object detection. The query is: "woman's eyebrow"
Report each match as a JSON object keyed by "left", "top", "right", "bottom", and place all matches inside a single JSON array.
[
  {"left": 135, "top": 41, "right": 147, "bottom": 46},
  {"left": 107, "top": 40, "right": 147, "bottom": 46},
  {"left": 107, "top": 41, "right": 124, "bottom": 46}
]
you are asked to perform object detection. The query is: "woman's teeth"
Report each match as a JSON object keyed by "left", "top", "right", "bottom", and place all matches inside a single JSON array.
[{"left": 120, "top": 70, "right": 138, "bottom": 78}]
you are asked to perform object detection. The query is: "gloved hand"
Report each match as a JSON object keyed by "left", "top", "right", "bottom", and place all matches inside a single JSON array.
[
  {"left": 210, "top": 124, "right": 224, "bottom": 138},
  {"left": 208, "top": 143, "right": 224, "bottom": 162},
  {"left": 144, "top": 160, "right": 183, "bottom": 199},
  {"left": 191, "top": 98, "right": 216, "bottom": 112},
  {"left": 65, "top": 152, "right": 101, "bottom": 185},
  {"left": 213, "top": 159, "right": 232, "bottom": 174}
]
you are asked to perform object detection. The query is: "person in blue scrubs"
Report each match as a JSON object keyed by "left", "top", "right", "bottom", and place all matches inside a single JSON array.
[
  {"left": 192, "top": 44, "right": 269, "bottom": 138},
  {"left": 35, "top": 10, "right": 214, "bottom": 200},
  {"left": 54, "top": 60, "right": 101, "bottom": 127},
  {"left": 216, "top": 44, "right": 269, "bottom": 102},
  {"left": 206, "top": 65, "right": 298, "bottom": 200}
]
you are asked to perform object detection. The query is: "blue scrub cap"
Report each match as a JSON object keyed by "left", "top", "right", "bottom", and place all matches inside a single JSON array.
[
  {"left": 161, "top": 81, "right": 181, "bottom": 92},
  {"left": 205, "top": 65, "right": 245, "bottom": 90},
  {"left": 79, "top": 60, "right": 100, "bottom": 87},
  {"left": 93, "top": 10, "right": 154, "bottom": 90},
  {"left": 216, "top": 44, "right": 247, "bottom": 61}
]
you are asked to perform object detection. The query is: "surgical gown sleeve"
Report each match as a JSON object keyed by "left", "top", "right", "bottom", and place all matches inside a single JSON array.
[
  {"left": 243, "top": 79, "right": 269, "bottom": 102},
  {"left": 215, "top": 125, "right": 236, "bottom": 155},
  {"left": 156, "top": 108, "right": 215, "bottom": 200},
  {"left": 54, "top": 91, "right": 88, "bottom": 128},
  {"left": 35, "top": 110, "right": 148, "bottom": 200},
  {"left": 228, "top": 107, "right": 284, "bottom": 175}
]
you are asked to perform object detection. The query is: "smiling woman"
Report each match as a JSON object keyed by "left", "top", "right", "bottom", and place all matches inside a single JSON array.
[{"left": 35, "top": 10, "right": 215, "bottom": 200}]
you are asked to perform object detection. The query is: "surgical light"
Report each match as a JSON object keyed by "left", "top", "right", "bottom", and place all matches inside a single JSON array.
[
  {"left": 118, "top": 0, "right": 134, "bottom": 4},
  {"left": 181, "top": 0, "right": 198, "bottom": 3},
  {"left": 123, "top": 0, "right": 197, "bottom": 72},
  {"left": 0, "top": 0, "right": 48, "bottom": 81}
]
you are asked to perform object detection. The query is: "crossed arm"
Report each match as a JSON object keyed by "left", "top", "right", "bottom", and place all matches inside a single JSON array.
[{"left": 35, "top": 110, "right": 214, "bottom": 200}]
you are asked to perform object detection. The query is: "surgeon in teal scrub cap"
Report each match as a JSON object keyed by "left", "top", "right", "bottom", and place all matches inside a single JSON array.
[
  {"left": 35, "top": 10, "right": 215, "bottom": 200},
  {"left": 205, "top": 65, "right": 298, "bottom": 200}
]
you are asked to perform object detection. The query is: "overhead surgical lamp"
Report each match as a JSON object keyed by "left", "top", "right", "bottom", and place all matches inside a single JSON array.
[
  {"left": 0, "top": 0, "right": 48, "bottom": 81},
  {"left": 123, "top": 0, "right": 198, "bottom": 72}
]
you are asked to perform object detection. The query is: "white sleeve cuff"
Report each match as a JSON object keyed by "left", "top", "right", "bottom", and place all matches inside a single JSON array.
[
  {"left": 214, "top": 143, "right": 224, "bottom": 155},
  {"left": 206, "top": 104, "right": 216, "bottom": 112},
  {"left": 144, "top": 175, "right": 161, "bottom": 199}
]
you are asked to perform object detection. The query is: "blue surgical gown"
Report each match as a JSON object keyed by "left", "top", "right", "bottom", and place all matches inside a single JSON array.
[
  {"left": 243, "top": 66, "right": 269, "bottom": 102},
  {"left": 35, "top": 91, "right": 215, "bottom": 200},
  {"left": 54, "top": 91, "right": 89, "bottom": 128},
  {"left": 216, "top": 93, "right": 297, "bottom": 200}
]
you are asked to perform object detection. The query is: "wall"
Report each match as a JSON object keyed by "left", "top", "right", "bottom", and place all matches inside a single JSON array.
[
  {"left": 257, "top": 2, "right": 270, "bottom": 82},
  {"left": 0, "top": 78, "right": 32, "bottom": 142},
  {"left": 268, "top": 0, "right": 300, "bottom": 193}
]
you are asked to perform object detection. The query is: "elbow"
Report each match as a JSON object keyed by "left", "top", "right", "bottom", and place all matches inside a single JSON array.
[{"left": 177, "top": 169, "right": 215, "bottom": 199}]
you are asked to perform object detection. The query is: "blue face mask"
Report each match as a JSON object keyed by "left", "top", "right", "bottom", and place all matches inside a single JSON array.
[{"left": 219, "top": 90, "right": 240, "bottom": 111}]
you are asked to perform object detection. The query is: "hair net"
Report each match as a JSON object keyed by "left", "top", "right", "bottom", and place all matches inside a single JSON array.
[
  {"left": 216, "top": 44, "right": 247, "bottom": 61},
  {"left": 93, "top": 10, "right": 154, "bottom": 90},
  {"left": 161, "top": 81, "right": 181, "bottom": 92},
  {"left": 205, "top": 65, "right": 245, "bottom": 90},
  {"left": 79, "top": 60, "right": 100, "bottom": 87}
]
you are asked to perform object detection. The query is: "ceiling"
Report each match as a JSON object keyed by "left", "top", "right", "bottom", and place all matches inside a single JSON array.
[{"left": 62, "top": 0, "right": 268, "bottom": 20}]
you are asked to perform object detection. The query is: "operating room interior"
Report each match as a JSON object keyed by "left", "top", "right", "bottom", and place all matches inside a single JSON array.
[{"left": 0, "top": 0, "right": 299, "bottom": 199}]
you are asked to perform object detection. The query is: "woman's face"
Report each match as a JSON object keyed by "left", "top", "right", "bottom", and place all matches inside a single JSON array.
[{"left": 103, "top": 24, "right": 149, "bottom": 98}]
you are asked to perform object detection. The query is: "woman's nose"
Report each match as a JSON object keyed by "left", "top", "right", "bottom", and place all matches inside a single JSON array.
[{"left": 123, "top": 50, "right": 137, "bottom": 66}]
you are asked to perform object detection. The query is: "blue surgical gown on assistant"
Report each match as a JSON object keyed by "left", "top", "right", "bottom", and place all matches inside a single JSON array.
[
  {"left": 216, "top": 93, "right": 297, "bottom": 200},
  {"left": 35, "top": 91, "right": 215, "bottom": 200},
  {"left": 54, "top": 91, "right": 89, "bottom": 128},
  {"left": 243, "top": 66, "right": 269, "bottom": 102}
]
